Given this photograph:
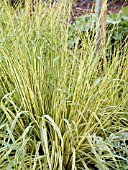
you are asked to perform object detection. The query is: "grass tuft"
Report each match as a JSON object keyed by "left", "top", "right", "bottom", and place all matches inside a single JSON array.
[{"left": 0, "top": 0, "right": 128, "bottom": 169}]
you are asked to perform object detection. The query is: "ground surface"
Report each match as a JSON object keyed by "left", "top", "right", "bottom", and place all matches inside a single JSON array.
[{"left": 72, "top": 0, "right": 128, "bottom": 19}]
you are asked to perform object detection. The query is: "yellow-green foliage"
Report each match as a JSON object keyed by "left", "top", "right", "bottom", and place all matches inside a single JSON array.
[{"left": 0, "top": 1, "right": 128, "bottom": 169}]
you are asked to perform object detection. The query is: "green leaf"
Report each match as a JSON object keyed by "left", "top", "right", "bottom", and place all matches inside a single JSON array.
[
  {"left": 119, "top": 6, "right": 128, "bottom": 17},
  {"left": 107, "top": 14, "right": 121, "bottom": 24}
]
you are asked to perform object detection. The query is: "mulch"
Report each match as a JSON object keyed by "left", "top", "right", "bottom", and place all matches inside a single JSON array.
[{"left": 72, "top": 0, "right": 128, "bottom": 20}]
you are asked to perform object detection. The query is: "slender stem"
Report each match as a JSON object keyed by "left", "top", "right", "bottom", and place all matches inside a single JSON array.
[{"left": 95, "top": 0, "right": 107, "bottom": 53}]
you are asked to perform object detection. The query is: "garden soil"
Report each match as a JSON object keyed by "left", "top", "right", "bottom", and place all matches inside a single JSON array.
[{"left": 71, "top": 0, "right": 128, "bottom": 21}]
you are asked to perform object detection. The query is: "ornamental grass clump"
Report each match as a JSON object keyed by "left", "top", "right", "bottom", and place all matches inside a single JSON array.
[{"left": 0, "top": 0, "right": 128, "bottom": 169}]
